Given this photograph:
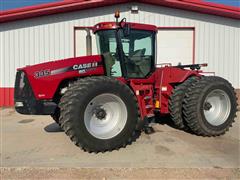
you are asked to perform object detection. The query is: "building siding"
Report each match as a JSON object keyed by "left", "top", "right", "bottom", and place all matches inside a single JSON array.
[{"left": 0, "top": 3, "right": 239, "bottom": 105}]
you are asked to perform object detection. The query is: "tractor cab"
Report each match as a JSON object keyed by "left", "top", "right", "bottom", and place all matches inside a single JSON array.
[{"left": 92, "top": 13, "right": 157, "bottom": 79}]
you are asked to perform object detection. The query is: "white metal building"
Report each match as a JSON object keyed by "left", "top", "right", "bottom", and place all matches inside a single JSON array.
[{"left": 0, "top": 0, "right": 239, "bottom": 106}]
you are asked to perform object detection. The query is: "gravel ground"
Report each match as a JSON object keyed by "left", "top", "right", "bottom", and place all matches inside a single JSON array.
[
  {"left": 0, "top": 108, "right": 239, "bottom": 179},
  {"left": 1, "top": 168, "right": 240, "bottom": 179}
]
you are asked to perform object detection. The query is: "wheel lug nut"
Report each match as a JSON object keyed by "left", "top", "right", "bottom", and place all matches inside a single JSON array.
[{"left": 204, "top": 102, "right": 212, "bottom": 111}]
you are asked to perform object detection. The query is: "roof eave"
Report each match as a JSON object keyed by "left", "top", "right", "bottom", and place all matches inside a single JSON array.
[
  {"left": 0, "top": 0, "right": 129, "bottom": 23},
  {"left": 0, "top": 0, "right": 239, "bottom": 24},
  {"left": 143, "top": 0, "right": 240, "bottom": 20}
]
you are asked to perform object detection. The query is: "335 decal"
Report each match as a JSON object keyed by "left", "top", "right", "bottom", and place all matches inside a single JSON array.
[{"left": 34, "top": 69, "right": 51, "bottom": 78}]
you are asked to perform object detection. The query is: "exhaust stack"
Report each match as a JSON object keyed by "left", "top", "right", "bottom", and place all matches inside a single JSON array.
[{"left": 86, "top": 28, "right": 92, "bottom": 56}]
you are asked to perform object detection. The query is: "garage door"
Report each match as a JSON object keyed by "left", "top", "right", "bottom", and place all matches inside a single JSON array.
[
  {"left": 75, "top": 29, "right": 98, "bottom": 57},
  {"left": 157, "top": 28, "right": 194, "bottom": 66}
]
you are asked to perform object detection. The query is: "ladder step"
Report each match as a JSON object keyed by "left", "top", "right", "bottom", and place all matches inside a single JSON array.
[
  {"left": 146, "top": 114, "right": 155, "bottom": 118},
  {"left": 145, "top": 105, "right": 153, "bottom": 109},
  {"left": 144, "top": 96, "right": 151, "bottom": 100}
]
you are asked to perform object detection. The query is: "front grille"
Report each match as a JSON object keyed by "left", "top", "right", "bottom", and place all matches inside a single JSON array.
[
  {"left": 14, "top": 70, "right": 57, "bottom": 115},
  {"left": 14, "top": 71, "right": 35, "bottom": 102},
  {"left": 14, "top": 70, "right": 37, "bottom": 114}
]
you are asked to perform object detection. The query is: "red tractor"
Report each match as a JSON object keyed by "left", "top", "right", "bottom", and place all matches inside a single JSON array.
[{"left": 14, "top": 12, "right": 237, "bottom": 153}]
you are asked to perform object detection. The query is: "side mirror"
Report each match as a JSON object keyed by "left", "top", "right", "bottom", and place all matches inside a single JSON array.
[{"left": 123, "top": 24, "right": 130, "bottom": 37}]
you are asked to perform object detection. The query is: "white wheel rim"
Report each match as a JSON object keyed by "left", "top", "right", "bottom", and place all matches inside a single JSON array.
[
  {"left": 203, "top": 89, "right": 231, "bottom": 126},
  {"left": 84, "top": 93, "right": 128, "bottom": 139}
]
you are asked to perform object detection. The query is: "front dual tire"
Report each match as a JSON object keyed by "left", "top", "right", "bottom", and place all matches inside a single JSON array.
[{"left": 59, "top": 76, "right": 141, "bottom": 153}]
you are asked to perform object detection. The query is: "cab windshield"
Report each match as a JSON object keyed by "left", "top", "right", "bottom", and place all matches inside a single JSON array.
[{"left": 96, "top": 29, "right": 155, "bottom": 78}]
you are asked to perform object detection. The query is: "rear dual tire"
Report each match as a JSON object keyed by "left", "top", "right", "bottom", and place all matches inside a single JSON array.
[
  {"left": 170, "top": 76, "right": 237, "bottom": 136},
  {"left": 183, "top": 76, "right": 237, "bottom": 136},
  {"left": 169, "top": 76, "right": 199, "bottom": 129}
]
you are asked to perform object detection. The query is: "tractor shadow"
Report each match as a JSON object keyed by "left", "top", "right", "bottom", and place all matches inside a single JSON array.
[
  {"left": 43, "top": 116, "right": 195, "bottom": 134},
  {"left": 154, "top": 115, "right": 194, "bottom": 135},
  {"left": 44, "top": 123, "right": 63, "bottom": 133}
]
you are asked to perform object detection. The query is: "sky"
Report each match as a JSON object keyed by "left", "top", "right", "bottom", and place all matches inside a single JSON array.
[
  {"left": 0, "top": 0, "right": 61, "bottom": 11},
  {"left": 206, "top": 0, "right": 240, "bottom": 6},
  {"left": 0, "top": 0, "right": 239, "bottom": 11}
]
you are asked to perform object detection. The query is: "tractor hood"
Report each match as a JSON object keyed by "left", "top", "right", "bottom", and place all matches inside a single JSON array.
[
  {"left": 16, "top": 55, "right": 104, "bottom": 100},
  {"left": 18, "top": 55, "right": 103, "bottom": 73}
]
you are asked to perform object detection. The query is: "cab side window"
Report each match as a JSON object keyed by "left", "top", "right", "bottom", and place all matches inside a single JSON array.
[{"left": 124, "top": 30, "right": 154, "bottom": 78}]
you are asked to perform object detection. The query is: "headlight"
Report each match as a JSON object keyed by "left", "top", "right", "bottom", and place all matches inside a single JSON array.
[
  {"left": 15, "top": 102, "right": 24, "bottom": 107},
  {"left": 19, "top": 71, "right": 25, "bottom": 89}
]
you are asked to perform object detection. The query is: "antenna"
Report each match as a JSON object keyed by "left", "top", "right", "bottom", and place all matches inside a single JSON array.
[{"left": 115, "top": 10, "right": 120, "bottom": 24}]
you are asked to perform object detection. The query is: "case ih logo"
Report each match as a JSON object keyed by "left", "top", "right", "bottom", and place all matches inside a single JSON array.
[
  {"left": 73, "top": 62, "right": 98, "bottom": 70},
  {"left": 73, "top": 62, "right": 98, "bottom": 74}
]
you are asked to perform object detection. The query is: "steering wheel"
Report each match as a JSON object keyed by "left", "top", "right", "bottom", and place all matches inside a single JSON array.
[
  {"left": 119, "top": 18, "right": 127, "bottom": 28},
  {"left": 123, "top": 54, "right": 135, "bottom": 65}
]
